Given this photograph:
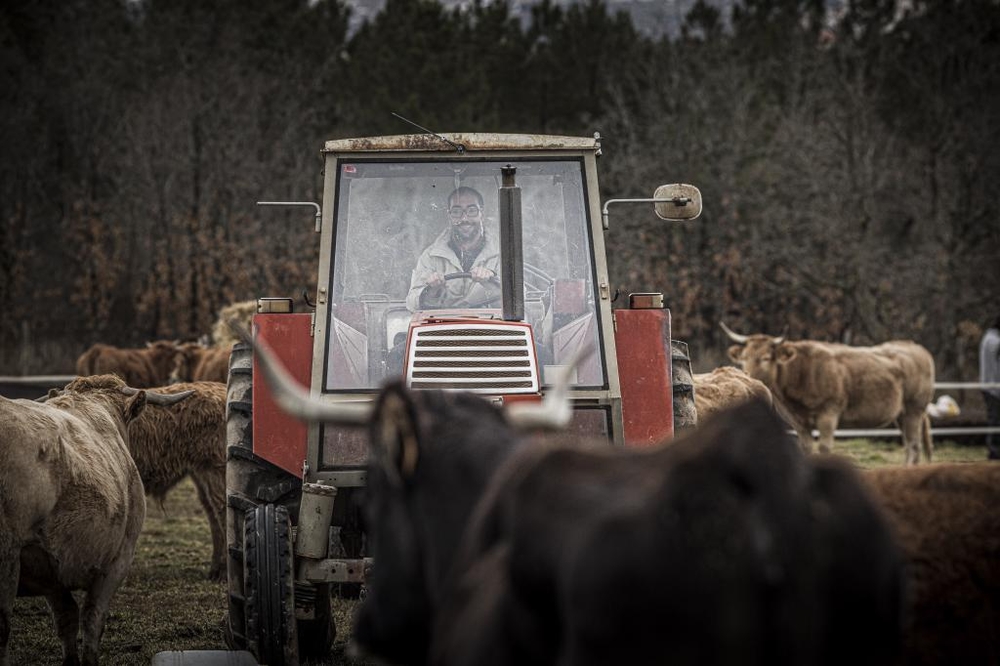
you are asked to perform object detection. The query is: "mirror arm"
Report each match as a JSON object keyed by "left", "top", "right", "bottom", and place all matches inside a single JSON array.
[
  {"left": 601, "top": 197, "right": 694, "bottom": 230},
  {"left": 257, "top": 201, "right": 323, "bottom": 233}
]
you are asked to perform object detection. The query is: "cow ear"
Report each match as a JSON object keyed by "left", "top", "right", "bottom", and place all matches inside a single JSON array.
[
  {"left": 124, "top": 390, "right": 147, "bottom": 424},
  {"left": 372, "top": 387, "right": 420, "bottom": 486},
  {"left": 775, "top": 346, "right": 797, "bottom": 364},
  {"left": 727, "top": 345, "right": 744, "bottom": 363}
]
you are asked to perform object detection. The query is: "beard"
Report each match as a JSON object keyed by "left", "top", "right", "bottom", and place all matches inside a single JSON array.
[{"left": 451, "top": 220, "right": 483, "bottom": 246}]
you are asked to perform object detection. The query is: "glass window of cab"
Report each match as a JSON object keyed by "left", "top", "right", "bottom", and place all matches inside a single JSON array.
[{"left": 324, "top": 159, "right": 605, "bottom": 391}]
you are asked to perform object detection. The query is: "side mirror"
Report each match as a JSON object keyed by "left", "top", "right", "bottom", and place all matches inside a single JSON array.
[
  {"left": 653, "top": 183, "right": 702, "bottom": 221},
  {"left": 601, "top": 184, "right": 703, "bottom": 229}
]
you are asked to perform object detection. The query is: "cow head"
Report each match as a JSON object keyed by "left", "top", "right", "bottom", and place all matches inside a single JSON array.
[
  {"left": 721, "top": 322, "right": 794, "bottom": 387},
  {"left": 145, "top": 339, "right": 181, "bottom": 385},
  {"left": 353, "top": 382, "right": 530, "bottom": 663},
  {"left": 168, "top": 342, "right": 204, "bottom": 384}
]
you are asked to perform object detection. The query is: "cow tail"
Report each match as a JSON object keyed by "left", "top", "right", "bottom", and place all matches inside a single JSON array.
[{"left": 921, "top": 412, "right": 933, "bottom": 463}]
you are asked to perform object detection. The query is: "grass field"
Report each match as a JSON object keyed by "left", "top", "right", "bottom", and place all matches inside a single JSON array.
[{"left": 8, "top": 438, "right": 991, "bottom": 665}]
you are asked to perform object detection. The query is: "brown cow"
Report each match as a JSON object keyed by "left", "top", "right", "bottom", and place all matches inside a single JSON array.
[
  {"left": 693, "top": 365, "right": 773, "bottom": 423},
  {"left": 722, "top": 323, "right": 935, "bottom": 464},
  {"left": 0, "top": 375, "right": 190, "bottom": 666},
  {"left": 865, "top": 463, "right": 1000, "bottom": 666},
  {"left": 168, "top": 342, "right": 233, "bottom": 384},
  {"left": 121, "top": 381, "right": 227, "bottom": 580},
  {"left": 75, "top": 340, "right": 180, "bottom": 388}
]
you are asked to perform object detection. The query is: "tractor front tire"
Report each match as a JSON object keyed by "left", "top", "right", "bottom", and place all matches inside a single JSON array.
[{"left": 244, "top": 503, "right": 298, "bottom": 666}]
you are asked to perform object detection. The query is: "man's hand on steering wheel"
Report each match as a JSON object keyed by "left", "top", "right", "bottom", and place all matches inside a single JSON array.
[
  {"left": 425, "top": 271, "right": 446, "bottom": 288},
  {"left": 469, "top": 266, "right": 496, "bottom": 283}
]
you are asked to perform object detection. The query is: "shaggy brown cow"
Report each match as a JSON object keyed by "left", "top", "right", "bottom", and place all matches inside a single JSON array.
[
  {"left": 212, "top": 300, "right": 257, "bottom": 348},
  {"left": 168, "top": 342, "right": 233, "bottom": 384},
  {"left": 120, "top": 380, "right": 227, "bottom": 580},
  {"left": 0, "top": 375, "right": 189, "bottom": 666},
  {"left": 864, "top": 463, "right": 1000, "bottom": 666},
  {"left": 75, "top": 340, "right": 180, "bottom": 388},
  {"left": 693, "top": 365, "right": 773, "bottom": 423},
  {"left": 722, "top": 323, "right": 935, "bottom": 464}
]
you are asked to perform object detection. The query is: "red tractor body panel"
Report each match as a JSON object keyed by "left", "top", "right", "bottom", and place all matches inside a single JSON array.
[
  {"left": 614, "top": 308, "right": 674, "bottom": 447},
  {"left": 253, "top": 313, "right": 313, "bottom": 477}
]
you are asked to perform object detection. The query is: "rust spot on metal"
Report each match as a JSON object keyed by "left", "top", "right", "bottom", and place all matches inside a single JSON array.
[{"left": 323, "top": 133, "right": 599, "bottom": 154}]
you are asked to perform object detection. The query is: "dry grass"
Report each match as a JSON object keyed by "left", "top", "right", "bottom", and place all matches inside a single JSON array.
[
  {"left": 833, "top": 437, "right": 988, "bottom": 469},
  {"left": 8, "top": 438, "right": 989, "bottom": 664}
]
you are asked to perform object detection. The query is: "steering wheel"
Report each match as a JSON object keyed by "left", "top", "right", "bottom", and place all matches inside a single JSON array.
[{"left": 442, "top": 272, "right": 502, "bottom": 308}]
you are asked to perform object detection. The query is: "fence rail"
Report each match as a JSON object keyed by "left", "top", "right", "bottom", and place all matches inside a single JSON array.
[
  {"left": 1, "top": 376, "right": 997, "bottom": 440},
  {"left": 934, "top": 381, "right": 1000, "bottom": 390},
  {"left": 0, "top": 375, "right": 76, "bottom": 385},
  {"left": 819, "top": 380, "right": 999, "bottom": 440}
]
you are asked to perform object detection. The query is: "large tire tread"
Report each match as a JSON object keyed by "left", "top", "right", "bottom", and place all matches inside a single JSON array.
[{"left": 245, "top": 503, "right": 297, "bottom": 666}]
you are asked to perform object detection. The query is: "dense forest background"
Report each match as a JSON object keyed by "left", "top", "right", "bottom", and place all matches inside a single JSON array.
[{"left": 1, "top": 0, "right": 997, "bottom": 378}]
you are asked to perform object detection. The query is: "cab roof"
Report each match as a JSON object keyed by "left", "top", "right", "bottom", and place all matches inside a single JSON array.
[{"left": 322, "top": 133, "right": 601, "bottom": 154}]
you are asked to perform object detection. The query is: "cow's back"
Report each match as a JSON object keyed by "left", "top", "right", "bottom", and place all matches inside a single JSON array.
[
  {"left": 694, "top": 366, "right": 773, "bottom": 422},
  {"left": 865, "top": 463, "right": 1000, "bottom": 666}
]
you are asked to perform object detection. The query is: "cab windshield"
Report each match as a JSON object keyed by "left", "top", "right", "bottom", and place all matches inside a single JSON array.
[{"left": 324, "top": 158, "right": 605, "bottom": 391}]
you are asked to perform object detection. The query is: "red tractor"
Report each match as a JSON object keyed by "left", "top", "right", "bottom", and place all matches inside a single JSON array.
[{"left": 224, "top": 132, "right": 701, "bottom": 664}]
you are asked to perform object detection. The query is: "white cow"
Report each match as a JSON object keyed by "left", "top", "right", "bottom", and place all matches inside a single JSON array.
[{"left": 0, "top": 375, "right": 189, "bottom": 665}]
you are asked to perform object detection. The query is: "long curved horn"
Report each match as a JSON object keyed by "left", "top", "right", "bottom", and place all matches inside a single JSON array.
[
  {"left": 505, "top": 345, "right": 590, "bottom": 431},
  {"left": 120, "top": 386, "right": 195, "bottom": 406},
  {"left": 227, "top": 319, "right": 372, "bottom": 425},
  {"left": 719, "top": 321, "right": 749, "bottom": 344}
]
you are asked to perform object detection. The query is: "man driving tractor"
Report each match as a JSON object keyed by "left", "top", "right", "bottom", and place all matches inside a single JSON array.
[{"left": 405, "top": 186, "right": 502, "bottom": 311}]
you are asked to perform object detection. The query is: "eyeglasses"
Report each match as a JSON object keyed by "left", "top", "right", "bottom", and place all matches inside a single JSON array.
[{"left": 448, "top": 204, "right": 483, "bottom": 220}]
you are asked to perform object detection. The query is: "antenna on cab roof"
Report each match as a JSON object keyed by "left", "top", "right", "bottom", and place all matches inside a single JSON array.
[{"left": 391, "top": 112, "right": 466, "bottom": 154}]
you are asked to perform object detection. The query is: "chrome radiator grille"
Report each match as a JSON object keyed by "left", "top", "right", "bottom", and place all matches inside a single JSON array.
[{"left": 405, "top": 323, "right": 540, "bottom": 393}]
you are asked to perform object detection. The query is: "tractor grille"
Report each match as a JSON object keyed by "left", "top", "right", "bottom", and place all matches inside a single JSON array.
[{"left": 406, "top": 323, "right": 540, "bottom": 394}]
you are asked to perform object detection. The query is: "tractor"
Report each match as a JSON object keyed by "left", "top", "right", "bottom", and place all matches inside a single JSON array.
[{"left": 224, "top": 132, "right": 701, "bottom": 664}]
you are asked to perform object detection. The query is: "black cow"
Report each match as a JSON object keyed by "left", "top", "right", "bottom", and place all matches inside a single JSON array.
[{"left": 360, "top": 393, "right": 904, "bottom": 666}]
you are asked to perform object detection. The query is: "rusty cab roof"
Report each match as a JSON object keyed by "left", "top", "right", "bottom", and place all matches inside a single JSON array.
[{"left": 322, "top": 133, "right": 601, "bottom": 154}]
